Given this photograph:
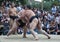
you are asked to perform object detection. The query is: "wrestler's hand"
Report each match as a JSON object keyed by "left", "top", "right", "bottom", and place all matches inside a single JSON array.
[{"left": 26, "top": 23, "right": 29, "bottom": 28}]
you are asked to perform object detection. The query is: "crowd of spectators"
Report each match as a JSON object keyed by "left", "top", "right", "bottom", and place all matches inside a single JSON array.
[{"left": 0, "top": 1, "right": 60, "bottom": 35}]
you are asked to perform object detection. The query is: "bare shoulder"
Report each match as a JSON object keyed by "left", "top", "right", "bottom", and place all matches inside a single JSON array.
[
  {"left": 14, "top": 7, "right": 16, "bottom": 9},
  {"left": 14, "top": 7, "right": 17, "bottom": 10},
  {"left": 26, "top": 10, "right": 33, "bottom": 13},
  {"left": 18, "top": 9, "right": 25, "bottom": 15},
  {"left": 20, "top": 9, "right": 25, "bottom": 14}
]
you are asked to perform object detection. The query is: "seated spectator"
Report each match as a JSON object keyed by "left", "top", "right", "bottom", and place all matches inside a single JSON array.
[
  {"left": 47, "top": 12, "right": 55, "bottom": 21},
  {"left": 1, "top": 12, "right": 10, "bottom": 35},
  {"left": 0, "top": 26, "right": 4, "bottom": 35},
  {"left": 51, "top": 5, "right": 57, "bottom": 15},
  {"left": 16, "top": 4, "right": 22, "bottom": 12},
  {"left": 0, "top": 8, "right": 4, "bottom": 35},
  {"left": 55, "top": 13, "right": 60, "bottom": 35},
  {"left": 17, "top": 27, "right": 23, "bottom": 34},
  {"left": 42, "top": 18, "right": 49, "bottom": 32},
  {"left": 0, "top": 8, "right": 3, "bottom": 22},
  {"left": 47, "top": 20, "right": 58, "bottom": 34}
]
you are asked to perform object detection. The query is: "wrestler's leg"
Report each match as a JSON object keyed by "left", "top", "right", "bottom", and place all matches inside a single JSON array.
[
  {"left": 9, "top": 19, "right": 14, "bottom": 29},
  {"left": 7, "top": 20, "right": 18, "bottom": 36},
  {"left": 29, "top": 18, "right": 38, "bottom": 40},
  {"left": 23, "top": 25, "right": 27, "bottom": 38},
  {"left": 37, "top": 18, "right": 50, "bottom": 39},
  {"left": 10, "top": 19, "right": 17, "bottom": 35},
  {"left": 7, "top": 19, "right": 14, "bottom": 36}
]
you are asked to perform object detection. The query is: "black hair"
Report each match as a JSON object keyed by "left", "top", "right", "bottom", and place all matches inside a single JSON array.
[
  {"left": 23, "top": 5, "right": 31, "bottom": 9},
  {"left": 26, "top": 5, "right": 31, "bottom": 9}
]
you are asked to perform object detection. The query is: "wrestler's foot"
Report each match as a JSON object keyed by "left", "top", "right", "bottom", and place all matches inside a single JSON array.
[
  {"left": 7, "top": 30, "right": 12, "bottom": 36},
  {"left": 5, "top": 36, "right": 9, "bottom": 39},
  {"left": 35, "top": 37, "right": 39, "bottom": 40},
  {"left": 48, "top": 36, "right": 51, "bottom": 39},
  {"left": 7, "top": 33, "right": 11, "bottom": 36},
  {"left": 23, "top": 36, "right": 27, "bottom": 38},
  {"left": 7, "top": 34, "right": 9, "bottom": 36}
]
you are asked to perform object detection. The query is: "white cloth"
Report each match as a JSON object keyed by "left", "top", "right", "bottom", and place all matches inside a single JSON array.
[
  {"left": 51, "top": 6, "right": 57, "bottom": 14},
  {"left": 55, "top": 16, "right": 60, "bottom": 24}
]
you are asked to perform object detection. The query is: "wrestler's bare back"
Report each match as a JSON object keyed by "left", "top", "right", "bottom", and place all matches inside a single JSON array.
[
  {"left": 25, "top": 10, "right": 35, "bottom": 20},
  {"left": 19, "top": 9, "right": 36, "bottom": 20}
]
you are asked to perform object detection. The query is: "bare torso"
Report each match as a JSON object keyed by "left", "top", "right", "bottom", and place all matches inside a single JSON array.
[{"left": 9, "top": 7, "right": 17, "bottom": 16}]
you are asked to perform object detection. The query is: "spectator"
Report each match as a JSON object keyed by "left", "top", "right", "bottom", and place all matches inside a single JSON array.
[
  {"left": 47, "top": 20, "right": 58, "bottom": 34},
  {"left": 1, "top": 11, "right": 10, "bottom": 35},
  {"left": 47, "top": 12, "right": 55, "bottom": 21},
  {"left": 55, "top": 15, "right": 60, "bottom": 35},
  {"left": 16, "top": 4, "right": 22, "bottom": 12},
  {"left": 51, "top": 5, "right": 57, "bottom": 15},
  {"left": 42, "top": 18, "right": 49, "bottom": 32}
]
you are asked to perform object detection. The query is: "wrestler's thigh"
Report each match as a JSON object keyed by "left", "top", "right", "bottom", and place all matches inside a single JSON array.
[
  {"left": 37, "top": 18, "right": 42, "bottom": 30},
  {"left": 11, "top": 21, "right": 18, "bottom": 30},
  {"left": 10, "top": 19, "right": 14, "bottom": 24},
  {"left": 9, "top": 19, "right": 14, "bottom": 28},
  {"left": 29, "top": 18, "right": 38, "bottom": 30},
  {"left": 23, "top": 26, "right": 27, "bottom": 30}
]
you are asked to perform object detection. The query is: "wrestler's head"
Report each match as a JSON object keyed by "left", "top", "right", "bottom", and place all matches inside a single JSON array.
[
  {"left": 10, "top": 2, "right": 15, "bottom": 8},
  {"left": 23, "top": 5, "right": 31, "bottom": 10}
]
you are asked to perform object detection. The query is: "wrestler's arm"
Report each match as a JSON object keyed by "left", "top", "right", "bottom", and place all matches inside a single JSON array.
[
  {"left": 24, "top": 16, "right": 29, "bottom": 26},
  {"left": 15, "top": 8, "right": 18, "bottom": 15},
  {"left": 18, "top": 11, "right": 25, "bottom": 19},
  {"left": 8, "top": 9, "right": 11, "bottom": 16}
]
